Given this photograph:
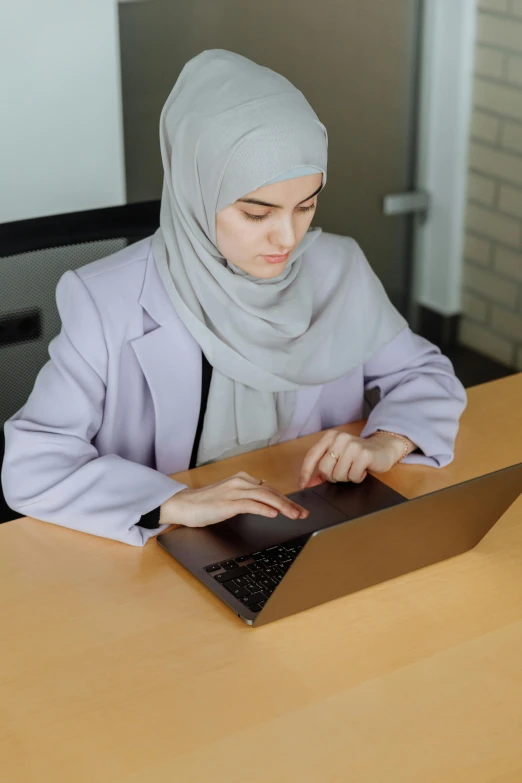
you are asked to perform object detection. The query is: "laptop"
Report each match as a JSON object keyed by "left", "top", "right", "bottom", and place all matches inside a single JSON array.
[{"left": 157, "top": 462, "right": 522, "bottom": 627}]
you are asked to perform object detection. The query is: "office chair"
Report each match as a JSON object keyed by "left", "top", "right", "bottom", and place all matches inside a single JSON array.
[{"left": 0, "top": 202, "right": 160, "bottom": 523}]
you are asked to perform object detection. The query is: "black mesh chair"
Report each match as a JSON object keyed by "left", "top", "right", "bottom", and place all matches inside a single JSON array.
[{"left": 0, "top": 202, "right": 160, "bottom": 523}]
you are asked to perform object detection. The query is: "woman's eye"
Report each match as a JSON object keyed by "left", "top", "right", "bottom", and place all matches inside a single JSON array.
[
  {"left": 243, "top": 212, "right": 269, "bottom": 222},
  {"left": 243, "top": 203, "right": 316, "bottom": 222}
]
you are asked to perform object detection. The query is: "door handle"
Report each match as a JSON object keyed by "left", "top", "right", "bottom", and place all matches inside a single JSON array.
[{"left": 382, "top": 190, "right": 430, "bottom": 222}]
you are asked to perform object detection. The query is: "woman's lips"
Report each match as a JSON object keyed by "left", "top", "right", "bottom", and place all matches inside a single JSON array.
[{"left": 261, "top": 252, "right": 290, "bottom": 264}]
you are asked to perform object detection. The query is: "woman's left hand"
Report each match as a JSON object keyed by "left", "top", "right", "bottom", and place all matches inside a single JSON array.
[{"left": 298, "top": 429, "right": 414, "bottom": 488}]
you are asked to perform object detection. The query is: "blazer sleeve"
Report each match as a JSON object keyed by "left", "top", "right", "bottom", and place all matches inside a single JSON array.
[
  {"left": 1, "top": 270, "right": 187, "bottom": 546},
  {"left": 359, "top": 327, "right": 467, "bottom": 468}
]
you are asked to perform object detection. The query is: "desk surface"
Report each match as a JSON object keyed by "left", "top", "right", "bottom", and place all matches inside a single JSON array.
[{"left": 2, "top": 373, "right": 522, "bottom": 783}]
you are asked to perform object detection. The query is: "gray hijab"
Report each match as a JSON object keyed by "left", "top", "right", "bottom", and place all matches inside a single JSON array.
[{"left": 152, "top": 49, "right": 407, "bottom": 466}]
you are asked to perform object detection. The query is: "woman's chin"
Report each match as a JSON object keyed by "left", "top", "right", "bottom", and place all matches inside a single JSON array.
[
  {"left": 257, "top": 264, "right": 289, "bottom": 279},
  {"left": 253, "top": 257, "right": 290, "bottom": 279}
]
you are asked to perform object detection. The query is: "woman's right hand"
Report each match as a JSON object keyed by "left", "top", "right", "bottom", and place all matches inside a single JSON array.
[{"left": 159, "top": 471, "right": 309, "bottom": 529}]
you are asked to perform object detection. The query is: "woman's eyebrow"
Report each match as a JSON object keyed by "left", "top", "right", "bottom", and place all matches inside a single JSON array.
[{"left": 237, "top": 183, "right": 322, "bottom": 209}]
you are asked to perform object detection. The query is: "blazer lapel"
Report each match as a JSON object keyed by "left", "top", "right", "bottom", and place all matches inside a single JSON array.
[{"left": 130, "top": 248, "right": 201, "bottom": 475}]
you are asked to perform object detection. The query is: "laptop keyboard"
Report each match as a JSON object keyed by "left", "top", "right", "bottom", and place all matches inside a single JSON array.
[{"left": 203, "top": 535, "right": 310, "bottom": 613}]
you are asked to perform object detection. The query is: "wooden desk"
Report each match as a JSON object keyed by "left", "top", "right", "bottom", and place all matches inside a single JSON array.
[{"left": 1, "top": 374, "right": 522, "bottom": 783}]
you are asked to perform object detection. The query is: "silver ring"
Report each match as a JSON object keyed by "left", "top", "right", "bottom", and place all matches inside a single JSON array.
[{"left": 328, "top": 451, "right": 339, "bottom": 461}]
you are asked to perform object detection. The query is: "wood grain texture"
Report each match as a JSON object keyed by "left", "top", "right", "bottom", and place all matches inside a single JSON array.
[{"left": 1, "top": 374, "right": 522, "bottom": 782}]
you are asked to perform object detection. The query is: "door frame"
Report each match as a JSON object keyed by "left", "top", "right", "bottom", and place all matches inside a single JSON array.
[{"left": 412, "top": 0, "right": 477, "bottom": 322}]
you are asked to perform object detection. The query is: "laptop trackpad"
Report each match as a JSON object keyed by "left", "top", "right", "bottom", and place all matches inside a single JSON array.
[
  {"left": 212, "top": 489, "right": 345, "bottom": 554},
  {"left": 310, "top": 474, "right": 406, "bottom": 516}
]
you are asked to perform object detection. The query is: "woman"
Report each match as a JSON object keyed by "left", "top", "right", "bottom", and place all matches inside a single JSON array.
[{"left": 1, "top": 50, "right": 467, "bottom": 546}]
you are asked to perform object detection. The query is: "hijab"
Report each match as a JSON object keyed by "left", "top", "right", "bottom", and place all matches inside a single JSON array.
[{"left": 152, "top": 49, "right": 407, "bottom": 466}]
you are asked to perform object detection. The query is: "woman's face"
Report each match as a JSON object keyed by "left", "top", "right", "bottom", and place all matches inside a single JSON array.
[{"left": 215, "top": 173, "right": 323, "bottom": 279}]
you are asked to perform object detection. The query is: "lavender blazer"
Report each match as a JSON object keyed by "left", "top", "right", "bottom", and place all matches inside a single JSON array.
[{"left": 1, "top": 236, "right": 467, "bottom": 546}]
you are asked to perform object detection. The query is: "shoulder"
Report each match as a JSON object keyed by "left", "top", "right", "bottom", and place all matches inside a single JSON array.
[
  {"left": 60, "top": 236, "right": 157, "bottom": 331},
  {"left": 54, "top": 237, "right": 157, "bottom": 361},
  {"left": 51, "top": 239, "right": 154, "bottom": 375},
  {"left": 74, "top": 236, "right": 152, "bottom": 298}
]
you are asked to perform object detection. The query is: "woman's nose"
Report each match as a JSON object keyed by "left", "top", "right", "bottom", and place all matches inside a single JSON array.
[{"left": 270, "top": 217, "right": 296, "bottom": 251}]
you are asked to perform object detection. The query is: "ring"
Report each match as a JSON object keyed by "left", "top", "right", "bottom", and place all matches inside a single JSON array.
[
  {"left": 259, "top": 479, "right": 266, "bottom": 485},
  {"left": 328, "top": 451, "right": 339, "bottom": 461}
]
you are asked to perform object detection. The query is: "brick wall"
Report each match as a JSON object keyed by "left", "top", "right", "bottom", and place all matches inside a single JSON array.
[{"left": 459, "top": 0, "right": 522, "bottom": 368}]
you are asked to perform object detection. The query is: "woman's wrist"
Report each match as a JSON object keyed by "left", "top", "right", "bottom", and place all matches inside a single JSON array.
[
  {"left": 368, "top": 430, "right": 417, "bottom": 465},
  {"left": 159, "top": 489, "right": 189, "bottom": 526}
]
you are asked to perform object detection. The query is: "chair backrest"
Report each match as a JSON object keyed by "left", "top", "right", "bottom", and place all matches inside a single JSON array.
[{"left": 0, "top": 202, "right": 160, "bottom": 428}]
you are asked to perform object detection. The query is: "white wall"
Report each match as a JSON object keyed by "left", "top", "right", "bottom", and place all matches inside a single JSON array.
[
  {"left": 413, "top": 0, "right": 477, "bottom": 316},
  {"left": 0, "top": 0, "right": 125, "bottom": 223}
]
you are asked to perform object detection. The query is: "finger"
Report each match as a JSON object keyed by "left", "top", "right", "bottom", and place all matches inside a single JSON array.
[
  {"left": 332, "top": 442, "right": 361, "bottom": 482},
  {"left": 317, "top": 451, "right": 344, "bottom": 483},
  {"left": 252, "top": 489, "right": 305, "bottom": 519},
  {"left": 346, "top": 452, "right": 371, "bottom": 483},
  {"left": 317, "top": 433, "right": 350, "bottom": 482},
  {"left": 262, "top": 485, "right": 309, "bottom": 517},
  {"left": 233, "top": 478, "right": 309, "bottom": 518},
  {"left": 299, "top": 430, "right": 338, "bottom": 488},
  {"left": 236, "top": 500, "right": 279, "bottom": 518},
  {"left": 233, "top": 476, "right": 308, "bottom": 516},
  {"left": 248, "top": 488, "right": 305, "bottom": 519}
]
